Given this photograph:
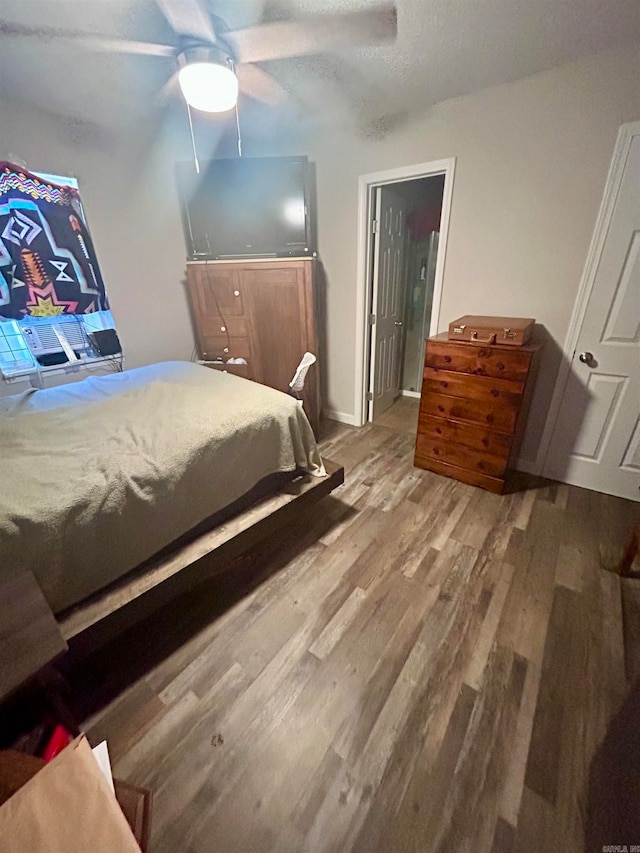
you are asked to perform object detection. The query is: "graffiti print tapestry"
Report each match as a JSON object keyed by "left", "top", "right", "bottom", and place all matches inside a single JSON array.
[{"left": 0, "top": 163, "right": 109, "bottom": 319}]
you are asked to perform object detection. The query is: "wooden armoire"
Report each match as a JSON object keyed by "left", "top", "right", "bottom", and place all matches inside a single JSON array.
[{"left": 185, "top": 257, "right": 320, "bottom": 433}]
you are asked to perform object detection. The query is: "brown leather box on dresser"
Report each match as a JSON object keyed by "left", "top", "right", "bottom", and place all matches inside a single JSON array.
[{"left": 414, "top": 332, "right": 542, "bottom": 493}]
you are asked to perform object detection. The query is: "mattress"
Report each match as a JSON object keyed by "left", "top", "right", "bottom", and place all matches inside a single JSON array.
[{"left": 0, "top": 361, "right": 325, "bottom": 613}]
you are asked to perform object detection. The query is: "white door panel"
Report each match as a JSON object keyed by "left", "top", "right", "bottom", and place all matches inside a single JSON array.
[
  {"left": 572, "top": 374, "right": 627, "bottom": 460},
  {"left": 622, "top": 416, "right": 640, "bottom": 470},
  {"left": 602, "top": 230, "right": 640, "bottom": 343},
  {"left": 545, "top": 131, "right": 640, "bottom": 500},
  {"left": 369, "top": 186, "right": 406, "bottom": 420}
]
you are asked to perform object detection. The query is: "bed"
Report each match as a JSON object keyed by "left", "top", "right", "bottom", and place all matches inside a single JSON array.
[{"left": 0, "top": 361, "right": 332, "bottom": 620}]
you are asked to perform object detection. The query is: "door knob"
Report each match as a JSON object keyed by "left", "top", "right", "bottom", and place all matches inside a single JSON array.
[
  {"left": 579, "top": 351, "right": 594, "bottom": 365},
  {"left": 394, "top": 321, "right": 403, "bottom": 326}
]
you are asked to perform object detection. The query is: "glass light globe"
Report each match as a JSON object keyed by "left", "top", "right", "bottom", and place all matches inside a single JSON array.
[{"left": 178, "top": 62, "right": 238, "bottom": 113}]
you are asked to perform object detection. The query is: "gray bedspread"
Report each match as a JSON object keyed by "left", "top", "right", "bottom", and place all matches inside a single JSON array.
[{"left": 0, "top": 361, "right": 324, "bottom": 613}]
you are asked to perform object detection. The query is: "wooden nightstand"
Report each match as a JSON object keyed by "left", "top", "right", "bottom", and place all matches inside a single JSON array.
[{"left": 0, "top": 571, "right": 153, "bottom": 851}]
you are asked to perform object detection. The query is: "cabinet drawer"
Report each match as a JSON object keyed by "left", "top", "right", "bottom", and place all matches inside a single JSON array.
[
  {"left": 422, "top": 367, "right": 524, "bottom": 408},
  {"left": 425, "top": 341, "right": 532, "bottom": 381},
  {"left": 413, "top": 455, "right": 505, "bottom": 494},
  {"left": 191, "top": 278, "right": 245, "bottom": 316},
  {"left": 415, "top": 434, "right": 508, "bottom": 478},
  {"left": 417, "top": 414, "right": 512, "bottom": 459},
  {"left": 200, "top": 316, "right": 248, "bottom": 338},
  {"left": 419, "top": 392, "right": 518, "bottom": 433},
  {"left": 201, "top": 336, "right": 251, "bottom": 361}
]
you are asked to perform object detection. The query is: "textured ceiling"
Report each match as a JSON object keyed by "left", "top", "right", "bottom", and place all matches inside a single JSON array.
[{"left": 1, "top": 0, "right": 639, "bottom": 137}]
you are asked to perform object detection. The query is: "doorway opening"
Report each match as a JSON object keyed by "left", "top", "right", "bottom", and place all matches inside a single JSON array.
[{"left": 355, "top": 159, "right": 455, "bottom": 430}]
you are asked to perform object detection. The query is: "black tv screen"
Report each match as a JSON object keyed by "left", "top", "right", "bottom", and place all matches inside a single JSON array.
[{"left": 176, "top": 155, "right": 313, "bottom": 260}]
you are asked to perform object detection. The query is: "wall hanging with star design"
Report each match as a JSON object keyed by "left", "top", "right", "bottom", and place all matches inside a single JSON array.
[{"left": 0, "top": 163, "right": 109, "bottom": 319}]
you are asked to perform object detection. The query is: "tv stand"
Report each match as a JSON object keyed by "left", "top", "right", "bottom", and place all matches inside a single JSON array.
[{"left": 185, "top": 257, "right": 320, "bottom": 433}]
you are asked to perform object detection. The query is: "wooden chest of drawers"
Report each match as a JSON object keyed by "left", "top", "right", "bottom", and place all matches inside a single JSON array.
[{"left": 414, "top": 332, "right": 541, "bottom": 493}]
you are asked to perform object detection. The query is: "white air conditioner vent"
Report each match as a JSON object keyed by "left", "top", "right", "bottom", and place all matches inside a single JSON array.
[
  {"left": 31, "top": 323, "right": 59, "bottom": 351},
  {"left": 22, "top": 318, "right": 91, "bottom": 356}
]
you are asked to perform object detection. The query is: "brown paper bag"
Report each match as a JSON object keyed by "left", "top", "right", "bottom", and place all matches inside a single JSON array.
[{"left": 0, "top": 736, "right": 141, "bottom": 852}]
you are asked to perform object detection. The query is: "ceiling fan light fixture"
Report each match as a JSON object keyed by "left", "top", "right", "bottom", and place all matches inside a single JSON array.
[{"left": 177, "top": 47, "right": 238, "bottom": 113}]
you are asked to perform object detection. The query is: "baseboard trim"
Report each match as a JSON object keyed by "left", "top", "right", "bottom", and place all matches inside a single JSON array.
[
  {"left": 401, "top": 390, "right": 421, "bottom": 399},
  {"left": 323, "top": 409, "right": 359, "bottom": 427}
]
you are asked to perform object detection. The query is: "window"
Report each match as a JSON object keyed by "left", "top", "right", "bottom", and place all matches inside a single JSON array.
[
  {"left": 0, "top": 170, "right": 122, "bottom": 382},
  {"left": 0, "top": 310, "right": 121, "bottom": 380},
  {"left": 0, "top": 320, "right": 37, "bottom": 378}
]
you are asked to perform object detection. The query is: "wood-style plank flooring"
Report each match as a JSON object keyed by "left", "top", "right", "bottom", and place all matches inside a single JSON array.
[
  {"left": 373, "top": 395, "right": 420, "bottom": 435},
  {"left": 69, "top": 417, "right": 640, "bottom": 852}
]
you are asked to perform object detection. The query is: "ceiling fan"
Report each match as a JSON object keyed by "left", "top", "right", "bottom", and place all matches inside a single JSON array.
[{"left": 0, "top": 0, "right": 398, "bottom": 114}]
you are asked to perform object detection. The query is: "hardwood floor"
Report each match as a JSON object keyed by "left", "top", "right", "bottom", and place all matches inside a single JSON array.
[
  {"left": 69, "top": 417, "right": 640, "bottom": 852},
  {"left": 373, "top": 395, "right": 420, "bottom": 435}
]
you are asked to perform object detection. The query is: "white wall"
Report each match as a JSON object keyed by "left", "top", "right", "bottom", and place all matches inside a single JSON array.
[
  {"left": 0, "top": 96, "right": 194, "bottom": 394},
  {"left": 292, "top": 43, "right": 640, "bottom": 467}
]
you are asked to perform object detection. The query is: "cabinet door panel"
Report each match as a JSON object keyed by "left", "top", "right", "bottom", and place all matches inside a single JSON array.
[
  {"left": 243, "top": 266, "right": 308, "bottom": 392},
  {"left": 191, "top": 266, "right": 245, "bottom": 316}
]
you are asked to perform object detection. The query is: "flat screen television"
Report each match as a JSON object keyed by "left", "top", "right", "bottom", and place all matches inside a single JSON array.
[{"left": 176, "top": 155, "right": 314, "bottom": 260}]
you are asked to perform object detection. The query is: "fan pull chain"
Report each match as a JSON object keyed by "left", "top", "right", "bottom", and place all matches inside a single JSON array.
[
  {"left": 186, "top": 101, "right": 200, "bottom": 174},
  {"left": 235, "top": 101, "right": 243, "bottom": 158}
]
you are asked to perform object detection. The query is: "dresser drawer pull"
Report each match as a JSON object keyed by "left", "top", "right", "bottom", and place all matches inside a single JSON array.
[
  {"left": 433, "top": 448, "right": 440, "bottom": 455},
  {"left": 497, "top": 362, "right": 505, "bottom": 370},
  {"left": 482, "top": 438, "right": 489, "bottom": 447},
  {"left": 444, "top": 355, "right": 452, "bottom": 363},
  {"left": 441, "top": 381, "right": 449, "bottom": 388},
  {"left": 436, "top": 427, "right": 442, "bottom": 435},
  {"left": 234, "top": 290, "right": 240, "bottom": 297},
  {"left": 220, "top": 326, "right": 226, "bottom": 332},
  {"left": 438, "top": 405, "right": 445, "bottom": 412},
  {"left": 224, "top": 347, "right": 229, "bottom": 354},
  {"left": 490, "top": 388, "right": 499, "bottom": 397}
]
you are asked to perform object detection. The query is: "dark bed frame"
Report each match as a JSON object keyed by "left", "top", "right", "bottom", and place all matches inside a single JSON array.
[{"left": 56, "top": 459, "right": 344, "bottom": 641}]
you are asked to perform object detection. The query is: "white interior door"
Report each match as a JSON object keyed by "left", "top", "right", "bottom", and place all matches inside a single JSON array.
[
  {"left": 369, "top": 185, "right": 406, "bottom": 420},
  {"left": 544, "top": 129, "right": 640, "bottom": 501}
]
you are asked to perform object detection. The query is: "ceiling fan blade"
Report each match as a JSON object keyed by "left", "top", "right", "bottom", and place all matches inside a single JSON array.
[
  {"left": 235, "top": 63, "right": 287, "bottom": 105},
  {"left": 0, "top": 21, "right": 174, "bottom": 57},
  {"left": 227, "top": 4, "right": 397, "bottom": 65},
  {"left": 155, "top": 0, "right": 216, "bottom": 44}
]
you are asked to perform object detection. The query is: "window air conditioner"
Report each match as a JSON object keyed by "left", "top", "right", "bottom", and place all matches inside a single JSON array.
[
  {"left": 0, "top": 311, "right": 120, "bottom": 381},
  {"left": 22, "top": 316, "right": 92, "bottom": 362}
]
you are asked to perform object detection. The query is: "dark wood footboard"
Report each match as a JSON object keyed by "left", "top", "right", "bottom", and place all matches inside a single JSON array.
[{"left": 57, "top": 459, "right": 345, "bottom": 640}]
